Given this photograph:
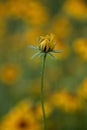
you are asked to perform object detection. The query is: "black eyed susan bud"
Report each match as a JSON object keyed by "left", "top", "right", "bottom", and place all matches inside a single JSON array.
[
  {"left": 29, "top": 33, "right": 61, "bottom": 59},
  {"left": 39, "top": 33, "right": 56, "bottom": 53}
]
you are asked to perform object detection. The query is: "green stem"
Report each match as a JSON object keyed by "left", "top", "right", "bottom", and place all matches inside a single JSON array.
[{"left": 41, "top": 53, "right": 47, "bottom": 130}]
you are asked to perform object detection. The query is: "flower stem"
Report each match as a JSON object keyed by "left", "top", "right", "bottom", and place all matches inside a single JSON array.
[{"left": 41, "top": 53, "right": 47, "bottom": 130}]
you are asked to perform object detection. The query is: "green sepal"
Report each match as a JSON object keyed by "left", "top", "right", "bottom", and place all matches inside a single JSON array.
[
  {"left": 53, "top": 50, "right": 62, "bottom": 53},
  {"left": 31, "top": 51, "right": 41, "bottom": 59},
  {"left": 48, "top": 52, "right": 57, "bottom": 59},
  {"left": 39, "top": 52, "right": 45, "bottom": 58},
  {"left": 28, "top": 45, "right": 39, "bottom": 50}
]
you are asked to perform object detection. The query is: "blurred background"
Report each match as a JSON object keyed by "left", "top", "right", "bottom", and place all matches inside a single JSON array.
[{"left": 0, "top": 0, "right": 87, "bottom": 130}]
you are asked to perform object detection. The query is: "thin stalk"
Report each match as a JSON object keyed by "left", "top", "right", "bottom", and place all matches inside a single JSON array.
[{"left": 41, "top": 53, "right": 47, "bottom": 130}]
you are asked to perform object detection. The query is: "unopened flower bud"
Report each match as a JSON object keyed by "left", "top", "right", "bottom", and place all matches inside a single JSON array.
[{"left": 39, "top": 33, "right": 56, "bottom": 53}]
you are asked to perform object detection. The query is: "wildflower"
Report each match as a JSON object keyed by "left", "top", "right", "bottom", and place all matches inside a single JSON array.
[
  {"left": 29, "top": 33, "right": 62, "bottom": 130},
  {"left": 33, "top": 101, "right": 53, "bottom": 120},
  {"left": 1, "top": 100, "right": 40, "bottom": 130},
  {"left": 29, "top": 33, "right": 61, "bottom": 58},
  {"left": 52, "top": 17, "right": 72, "bottom": 38},
  {"left": 49, "top": 90, "right": 83, "bottom": 113},
  {"left": 73, "top": 38, "right": 87, "bottom": 60},
  {"left": 3, "top": 1, "right": 48, "bottom": 25},
  {"left": 63, "top": 0, "right": 87, "bottom": 19}
]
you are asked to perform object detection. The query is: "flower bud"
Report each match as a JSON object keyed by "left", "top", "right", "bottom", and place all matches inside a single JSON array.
[{"left": 39, "top": 33, "right": 56, "bottom": 53}]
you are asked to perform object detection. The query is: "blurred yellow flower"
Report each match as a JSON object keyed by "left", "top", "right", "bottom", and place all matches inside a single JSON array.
[
  {"left": 1, "top": 100, "right": 40, "bottom": 130},
  {"left": 77, "top": 78, "right": 87, "bottom": 100},
  {"left": 49, "top": 90, "right": 83, "bottom": 113},
  {"left": 63, "top": 0, "right": 87, "bottom": 19},
  {"left": 73, "top": 38, "right": 87, "bottom": 60},
  {"left": 49, "top": 90, "right": 68, "bottom": 107},
  {"left": 6, "top": 0, "right": 30, "bottom": 18},
  {"left": 33, "top": 101, "right": 53, "bottom": 120},
  {"left": 27, "top": 1, "right": 49, "bottom": 25},
  {"left": 52, "top": 17, "right": 72, "bottom": 38},
  {"left": 4, "top": 0, "right": 48, "bottom": 25},
  {"left": 39, "top": 33, "right": 56, "bottom": 53},
  {"left": 0, "top": 64, "right": 21, "bottom": 84}
]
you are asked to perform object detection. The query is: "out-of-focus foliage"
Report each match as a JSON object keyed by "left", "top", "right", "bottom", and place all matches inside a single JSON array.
[{"left": 0, "top": 0, "right": 87, "bottom": 130}]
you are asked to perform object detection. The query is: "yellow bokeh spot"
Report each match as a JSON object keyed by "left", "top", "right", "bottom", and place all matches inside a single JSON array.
[
  {"left": 3, "top": 0, "right": 49, "bottom": 25},
  {"left": 77, "top": 78, "right": 87, "bottom": 100},
  {"left": 52, "top": 17, "right": 72, "bottom": 38},
  {"left": 74, "top": 38, "right": 87, "bottom": 60},
  {"left": 0, "top": 64, "right": 21, "bottom": 84},
  {"left": 50, "top": 90, "right": 83, "bottom": 113},
  {"left": 63, "top": 0, "right": 87, "bottom": 19},
  {"left": 27, "top": 1, "right": 49, "bottom": 25}
]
